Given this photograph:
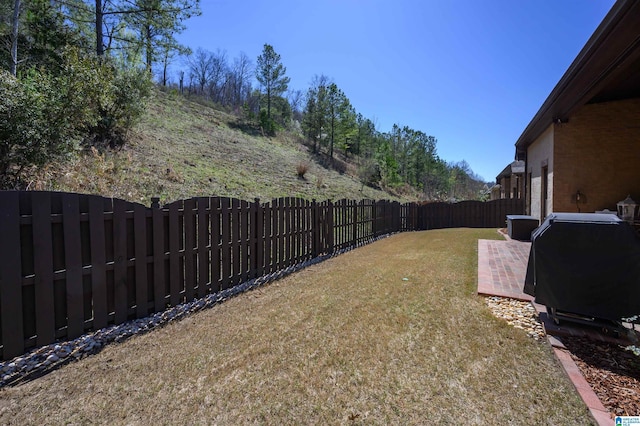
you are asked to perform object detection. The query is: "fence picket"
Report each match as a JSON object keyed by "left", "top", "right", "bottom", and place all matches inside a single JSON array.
[
  {"left": 211, "top": 197, "right": 222, "bottom": 293},
  {"left": 197, "top": 198, "right": 209, "bottom": 297},
  {"left": 88, "top": 196, "right": 108, "bottom": 330},
  {"left": 284, "top": 198, "right": 291, "bottom": 267},
  {"left": 184, "top": 199, "right": 196, "bottom": 303},
  {"left": 112, "top": 198, "right": 129, "bottom": 325},
  {"left": 221, "top": 198, "right": 231, "bottom": 290},
  {"left": 278, "top": 198, "right": 285, "bottom": 270},
  {"left": 264, "top": 201, "right": 273, "bottom": 274},
  {"left": 231, "top": 198, "right": 241, "bottom": 286},
  {"left": 62, "top": 194, "right": 85, "bottom": 337},
  {"left": 31, "top": 192, "right": 55, "bottom": 346},
  {"left": 240, "top": 199, "right": 249, "bottom": 282},
  {"left": 133, "top": 203, "right": 148, "bottom": 318},
  {"left": 168, "top": 201, "right": 181, "bottom": 306},
  {"left": 254, "top": 199, "right": 264, "bottom": 278},
  {"left": 152, "top": 204, "right": 165, "bottom": 312},
  {"left": 0, "top": 192, "right": 24, "bottom": 358}
]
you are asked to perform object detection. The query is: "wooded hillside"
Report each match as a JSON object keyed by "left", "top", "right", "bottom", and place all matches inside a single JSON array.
[{"left": 0, "top": 1, "right": 489, "bottom": 201}]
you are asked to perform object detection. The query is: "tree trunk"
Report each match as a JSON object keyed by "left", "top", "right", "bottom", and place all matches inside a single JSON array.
[
  {"left": 10, "top": 0, "right": 20, "bottom": 76},
  {"left": 267, "top": 87, "right": 271, "bottom": 120},
  {"left": 162, "top": 52, "right": 168, "bottom": 86},
  {"left": 96, "top": 0, "right": 104, "bottom": 56},
  {"left": 330, "top": 112, "right": 335, "bottom": 158},
  {"left": 145, "top": 24, "right": 153, "bottom": 73}
]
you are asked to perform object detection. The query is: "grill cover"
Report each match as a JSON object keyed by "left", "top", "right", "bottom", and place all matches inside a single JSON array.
[{"left": 523, "top": 212, "right": 640, "bottom": 320}]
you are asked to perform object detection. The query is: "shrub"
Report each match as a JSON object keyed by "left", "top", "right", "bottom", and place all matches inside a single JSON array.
[
  {"left": 0, "top": 49, "right": 101, "bottom": 186},
  {"left": 0, "top": 47, "right": 151, "bottom": 187},
  {"left": 357, "top": 159, "right": 381, "bottom": 189},
  {"left": 88, "top": 64, "right": 152, "bottom": 149},
  {"left": 258, "top": 109, "right": 276, "bottom": 136},
  {"left": 296, "top": 162, "right": 309, "bottom": 179}
]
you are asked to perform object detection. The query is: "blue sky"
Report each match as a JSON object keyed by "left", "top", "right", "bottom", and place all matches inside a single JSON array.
[{"left": 175, "top": 0, "right": 616, "bottom": 182}]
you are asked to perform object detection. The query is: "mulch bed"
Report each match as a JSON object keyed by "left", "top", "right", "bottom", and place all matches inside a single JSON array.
[{"left": 561, "top": 336, "right": 640, "bottom": 417}]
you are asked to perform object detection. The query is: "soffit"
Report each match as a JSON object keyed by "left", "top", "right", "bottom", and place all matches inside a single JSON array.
[{"left": 514, "top": 0, "right": 640, "bottom": 158}]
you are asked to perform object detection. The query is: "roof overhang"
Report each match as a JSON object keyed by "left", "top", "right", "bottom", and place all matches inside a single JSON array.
[
  {"left": 496, "top": 160, "right": 525, "bottom": 181},
  {"left": 515, "top": 0, "right": 640, "bottom": 159}
]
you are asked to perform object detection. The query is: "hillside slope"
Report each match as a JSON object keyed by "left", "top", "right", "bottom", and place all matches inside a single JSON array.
[{"left": 37, "top": 90, "right": 409, "bottom": 205}]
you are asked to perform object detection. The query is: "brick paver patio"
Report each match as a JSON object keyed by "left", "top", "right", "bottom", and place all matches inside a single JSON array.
[{"left": 477, "top": 238, "right": 533, "bottom": 301}]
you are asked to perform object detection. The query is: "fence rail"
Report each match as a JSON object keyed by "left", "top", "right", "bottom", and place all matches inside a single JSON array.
[{"left": 0, "top": 191, "right": 523, "bottom": 359}]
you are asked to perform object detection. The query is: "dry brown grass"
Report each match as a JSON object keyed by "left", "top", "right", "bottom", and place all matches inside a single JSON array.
[
  {"left": 0, "top": 229, "right": 594, "bottom": 425},
  {"left": 296, "top": 162, "right": 309, "bottom": 179}
]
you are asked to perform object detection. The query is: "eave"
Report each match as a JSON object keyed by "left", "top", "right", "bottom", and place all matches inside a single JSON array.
[{"left": 514, "top": 0, "right": 640, "bottom": 160}]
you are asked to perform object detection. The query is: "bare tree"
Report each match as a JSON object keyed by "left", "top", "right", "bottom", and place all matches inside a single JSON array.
[
  {"left": 158, "top": 33, "right": 190, "bottom": 86},
  {"left": 187, "top": 47, "right": 213, "bottom": 94},
  {"left": 287, "top": 88, "right": 303, "bottom": 122},
  {"left": 9, "top": 0, "right": 21, "bottom": 75},
  {"left": 226, "top": 51, "right": 252, "bottom": 108},
  {"left": 206, "top": 48, "right": 227, "bottom": 103}
]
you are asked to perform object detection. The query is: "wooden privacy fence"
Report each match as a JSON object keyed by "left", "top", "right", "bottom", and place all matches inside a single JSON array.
[
  {"left": 418, "top": 199, "right": 524, "bottom": 229},
  {"left": 0, "top": 192, "right": 523, "bottom": 360}
]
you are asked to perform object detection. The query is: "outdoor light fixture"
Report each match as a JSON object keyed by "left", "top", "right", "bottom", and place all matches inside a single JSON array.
[
  {"left": 617, "top": 195, "right": 639, "bottom": 223},
  {"left": 571, "top": 190, "right": 587, "bottom": 211}
]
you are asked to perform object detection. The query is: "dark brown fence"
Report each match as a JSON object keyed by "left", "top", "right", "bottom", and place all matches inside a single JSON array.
[
  {"left": 0, "top": 192, "right": 523, "bottom": 360},
  {"left": 418, "top": 199, "right": 524, "bottom": 230}
]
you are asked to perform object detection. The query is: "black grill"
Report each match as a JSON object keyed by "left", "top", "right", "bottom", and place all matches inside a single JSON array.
[{"left": 523, "top": 212, "right": 640, "bottom": 321}]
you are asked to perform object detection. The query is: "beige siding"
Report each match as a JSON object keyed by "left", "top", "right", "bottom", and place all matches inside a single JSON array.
[{"left": 527, "top": 125, "right": 554, "bottom": 219}]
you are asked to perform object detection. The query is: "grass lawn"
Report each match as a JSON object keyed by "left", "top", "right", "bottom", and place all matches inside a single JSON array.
[{"left": 0, "top": 229, "right": 594, "bottom": 425}]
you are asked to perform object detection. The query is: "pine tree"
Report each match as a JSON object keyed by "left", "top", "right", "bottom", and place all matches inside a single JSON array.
[{"left": 256, "top": 43, "right": 290, "bottom": 133}]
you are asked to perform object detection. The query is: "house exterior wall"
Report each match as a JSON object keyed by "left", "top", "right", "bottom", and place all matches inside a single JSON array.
[
  {"left": 499, "top": 176, "right": 510, "bottom": 198},
  {"left": 552, "top": 98, "right": 640, "bottom": 213},
  {"left": 500, "top": 175, "right": 524, "bottom": 199},
  {"left": 490, "top": 185, "right": 501, "bottom": 200},
  {"left": 526, "top": 125, "right": 554, "bottom": 219}
]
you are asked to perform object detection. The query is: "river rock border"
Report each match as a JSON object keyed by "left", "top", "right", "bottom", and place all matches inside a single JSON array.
[
  {"left": 0, "top": 233, "right": 394, "bottom": 388},
  {"left": 484, "top": 296, "right": 546, "bottom": 340}
]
